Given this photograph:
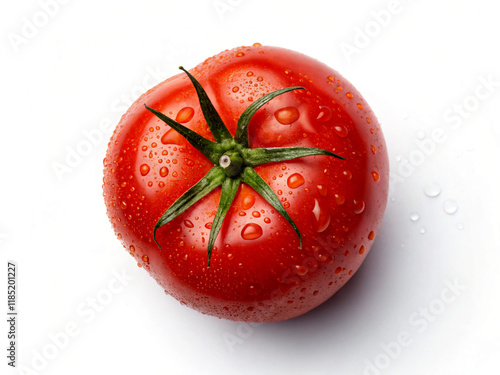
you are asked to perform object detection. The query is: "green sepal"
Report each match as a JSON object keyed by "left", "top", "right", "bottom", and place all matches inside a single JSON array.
[
  {"left": 234, "top": 86, "right": 305, "bottom": 148},
  {"left": 145, "top": 104, "right": 220, "bottom": 164},
  {"left": 240, "top": 167, "right": 302, "bottom": 249},
  {"left": 153, "top": 166, "right": 226, "bottom": 248},
  {"left": 206, "top": 177, "right": 241, "bottom": 266},
  {"left": 179, "top": 67, "right": 233, "bottom": 143},
  {"left": 243, "top": 146, "right": 346, "bottom": 167}
]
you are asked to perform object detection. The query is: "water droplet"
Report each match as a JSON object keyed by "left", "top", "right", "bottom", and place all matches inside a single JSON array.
[
  {"left": 359, "top": 245, "right": 365, "bottom": 254},
  {"left": 327, "top": 76, "right": 335, "bottom": 82},
  {"left": 241, "top": 223, "right": 263, "bottom": 240},
  {"left": 443, "top": 199, "right": 458, "bottom": 215},
  {"left": 253, "top": 42, "right": 262, "bottom": 47},
  {"left": 236, "top": 52, "right": 245, "bottom": 57},
  {"left": 175, "top": 107, "right": 194, "bottom": 123},
  {"left": 372, "top": 171, "right": 380, "bottom": 181},
  {"left": 416, "top": 130, "right": 426, "bottom": 140},
  {"left": 371, "top": 145, "right": 377, "bottom": 154},
  {"left": 353, "top": 200, "right": 365, "bottom": 214},
  {"left": 419, "top": 227, "right": 426, "bottom": 235},
  {"left": 246, "top": 71, "right": 254, "bottom": 77},
  {"left": 294, "top": 265, "right": 308, "bottom": 276},
  {"left": 252, "top": 211, "right": 261, "bottom": 218},
  {"left": 343, "top": 170, "right": 352, "bottom": 180},
  {"left": 316, "top": 185, "right": 328, "bottom": 197},
  {"left": 357, "top": 103, "right": 364, "bottom": 110},
  {"left": 424, "top": 182, "right": 441, "bottom": 198},
  {"left": 274, "top": 107, "right": 300, "bottom": 125},
  {"left": 312, "top": 199, "right": 331, "bottom": 232},
  {"left": 456, "top": 222, "right": 464, "bottom": 230},
  {"left": 241, "top": 193, "right": 255, "bottom": 210},
  {"left": 287, "top": 173, "right": 305, "bottom": 189},
  {"left": 264, "top": 217, "right": 271, "bottom": 224},
  {"left": 316, "top": 106, "right": 332, "bottom": 122},
  {"left": 205, "top": 222, "right": 212, "bottom": 229},
  {"left": 140, "top": 164, "right": 150, "bottom": 176},
  {"left": 159, "top": 166, "right": 169, "bottom": 177},
  {"left": 346, "top": 92, "right": 354, "bottom": 99},
  {"left": 142, "top": 255, "right": 149, "bottom": 263},
  {"left": 184, "top": 220, "right": 194, "bottom": 228},
  {"left": 232, "top": 86, "right": 239, "bottom": 93},
  {"left": 161, "top": 129, "right": 184, "bottom": 145},
  {"left": 334, "top": 125, "right": 349, "bottom": 138},
  {"left": 227, "top": 253, "right": 234, "bottom": 260},
  {"left": 410, "top": 212, "right": 420, "bottom": 221},
  {"left": 335, "top": 267, "right": 342, "bottom": 274},
  {"left": 334, "top": 194, "right": 345, "bottom": 205},
  {"left": 129, "top": 245, "right": 135, "bottom": 253},
  {"left": 120, "top": 201, "right": 127, "bottom": 210},
  {"left": 368, "top": 231, "right": 375, "bottom": 240}
]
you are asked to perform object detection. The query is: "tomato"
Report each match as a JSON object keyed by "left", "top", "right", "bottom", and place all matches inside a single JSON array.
[{"left": 103, "top": 44, "right": 389, "bottom": 322}]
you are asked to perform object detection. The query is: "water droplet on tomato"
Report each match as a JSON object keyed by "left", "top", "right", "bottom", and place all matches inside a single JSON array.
[
  {"left": 287, "top": 173, "right": 305, "bottom": 189},
  {"left": 346, "top": 92, "right": 354, "bottom": 99},
  {"left": 232, "top": 86, "right": 239, "bottom": 93},
  {"left": 357, "top": 103, "right": 364, "bottom": 110},
  {"left": 241, "top": 223, "right": 263, "bottom": 240},
  {"left": 248, "top": 284, "right": 261, "bottom": 296},
  {"left": 372, "top": 171, "right": 380, "bottom": 181},
  {"left": 368, "top": 231, "right": 375, "bottom": 240},
  {"left": 316, "top": 185, "right": 328, "bottom": 197},
  {"left": 140, "top": 164, "right": 150, "bottom": 176},
  {"left": 274, "top": 107, "right": 300, "bottom": 125},
  {"left": 253, "top": 42, "right": 262, "bottom": 47},
  {"left": 241, "top": 193, "right": 255, "bottom": 210},
  {"left": 120, "top": 201, "right": 127, "bottom": 209},
  {"left": 184, "top": 220, "right": 194, "bottom": 228},
  {"left": 294, "top": 265, "right": 308, "bottom": 276},
  {"left": 246, "top": 71, "right": 254, "bottom": 77},
  {"left": 334, "top": 125, "right": 348, "bottom": 138},
  {"left": 142, "top": 255, "right": 149, "bottom": 263},
  {"left": 129, "top": 245, "right": 135, "bottom": 253},
  {"left": 334, "top": 194, "right": 345, "bottom": 205},
  {"left": 161, "top": 129, "right": 183, "bottom": 145},
  {"left": 316, "top": 106, "right": 332, "bottom": 122},
  {"left": 160, "top": 166, "right": 169, "bottom": 177},
  {"left": 353, "top": 200, "right": 365, "bottom": 214},
  {"left": 205, "top": 222, "right": 212, "bottom": 229},
  {"left": 264, "top": 217, "right": 271, "bottom": 224},
  {"left": 343, "top": 170, "right": 352, "bottom": 180},
  {"left": 424, "top": 182, "right": 441, "bottom": 198},
  {"left": 443, "top": 199, "right": 458, "bottom": 215},
  {"left": 335, "top": 267, "right": 342, "bottom": 274},
  {"left": 359, "top": 245, "right": 365, "bottom": 254},
  {"left": 252, "top": 211, "right": 261, "bottom": 218},
  {"left": 371, "top": 145, "right": 377, "bottom": 154},
  {"left": 175, "top": 107, "right": 194, "bottom": 123},
  {"left": 312, "top": 199, "right": 331, "bottom": 232}
]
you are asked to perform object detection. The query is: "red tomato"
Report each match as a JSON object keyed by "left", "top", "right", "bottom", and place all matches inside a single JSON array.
[{"left": 103, "top": 44, "right": 389, "bottom": 322}]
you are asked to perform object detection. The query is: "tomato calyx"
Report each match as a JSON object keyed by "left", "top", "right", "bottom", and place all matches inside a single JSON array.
[{"left": 145, "top": 67, "right": 345, "bottom": 266}]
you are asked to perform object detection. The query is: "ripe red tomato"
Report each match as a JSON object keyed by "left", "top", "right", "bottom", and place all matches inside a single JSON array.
[{"left": 103, "top": 44, "right": 389, "bottom": 322}]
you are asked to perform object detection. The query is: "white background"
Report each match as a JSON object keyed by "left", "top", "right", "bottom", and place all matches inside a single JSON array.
[{"left": 1, "top": 0, "right": 499, "bottom": 374}]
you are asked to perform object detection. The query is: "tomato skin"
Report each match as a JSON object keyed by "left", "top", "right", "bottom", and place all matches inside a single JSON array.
[{"left": 103, "top": 45, "right": 389, "bottom": 322}]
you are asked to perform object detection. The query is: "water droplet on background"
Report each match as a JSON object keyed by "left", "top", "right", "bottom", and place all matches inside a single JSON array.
[
  {"left": 410, "top": 212, "right": 420, "bottom": 221},
  {"left": 424, "top": 182, "right": 441, "bottom": 198},
  {"left": 443, "top": 199, "right": 459, "bottom": 215},
  {"left": 419, "top": 227, "right": 426, "bottom": 235}
]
